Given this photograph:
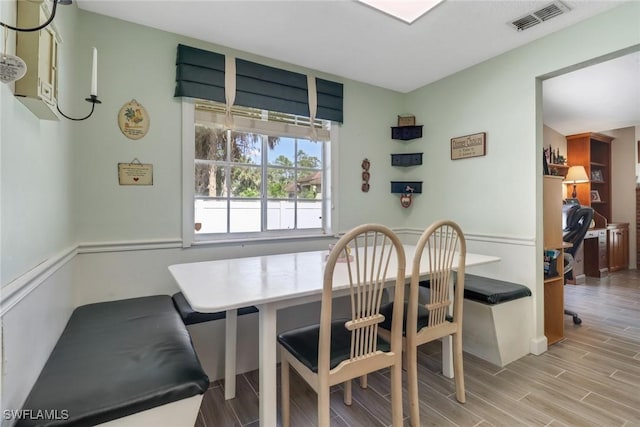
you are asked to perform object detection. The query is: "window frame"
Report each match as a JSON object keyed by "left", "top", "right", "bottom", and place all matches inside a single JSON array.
[{"left": 182, "top": 99, "right": 336, "bottom": 247}]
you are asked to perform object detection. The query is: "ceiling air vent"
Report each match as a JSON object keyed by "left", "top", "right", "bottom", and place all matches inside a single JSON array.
[{"left": 509, "top": 1, "right": 570, "bottom": 31}]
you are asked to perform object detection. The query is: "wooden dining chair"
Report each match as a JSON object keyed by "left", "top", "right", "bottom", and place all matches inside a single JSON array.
[
  {"left": 277, "top": 224, "right": 406, "bottom": 426},
  {"left": 378, "top": 220, "right": 467, "bottom": 427}
]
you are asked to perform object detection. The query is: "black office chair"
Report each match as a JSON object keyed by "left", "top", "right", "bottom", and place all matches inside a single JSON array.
[{"left": 562, "top": 204, "right": 594, "bottom": 325}]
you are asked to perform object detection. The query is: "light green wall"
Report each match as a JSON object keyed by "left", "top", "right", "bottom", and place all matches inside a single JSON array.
[
  {"left": 71, "top": 10, "right": 405, "bottom": 243},
  {"left": 404, "top": 1, "right": 640, "bottom": 238},
  {"left": 0, "top": 3, "right": 80, "bottom": 286}
]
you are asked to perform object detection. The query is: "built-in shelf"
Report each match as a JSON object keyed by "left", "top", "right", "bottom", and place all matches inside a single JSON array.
[
  {"left": 548, "top": 163, "right": 569, "bottom": 177},
  {"left": 391, "top": 125, "right": 423, "bottom": 141},
  {"left": 390, "top": 181, "right": 422, "bottom": 194},
  {"left": 567, "top": 132, "right": 613, "bottom": 221},
  {"left": 391, "top": 153, "right": 422, "bottom": 167}
]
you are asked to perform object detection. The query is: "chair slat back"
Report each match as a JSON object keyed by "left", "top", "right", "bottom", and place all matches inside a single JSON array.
[
  {"left": 320, "top": 224, "right": 405, "bottom": 369},
  {"left": 409, "top": 221, "right": 466, "bottom": 332}
]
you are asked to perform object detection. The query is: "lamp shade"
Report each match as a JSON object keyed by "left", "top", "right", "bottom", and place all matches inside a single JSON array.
[{"left": 564, "top": 166, "right": 589, "bottom": 184}]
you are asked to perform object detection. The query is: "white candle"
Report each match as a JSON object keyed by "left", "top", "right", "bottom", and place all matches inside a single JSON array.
[{"left": 90, "top": 47, "right": 98, "bottom": 96}]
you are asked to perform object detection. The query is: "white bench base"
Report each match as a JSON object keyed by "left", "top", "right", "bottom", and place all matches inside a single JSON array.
[
  {"left": 97, "top": 395, "right": 203, "bottom": 427},
  {"left": 462, "top": 296, "right": 532, "bottom": 367}
]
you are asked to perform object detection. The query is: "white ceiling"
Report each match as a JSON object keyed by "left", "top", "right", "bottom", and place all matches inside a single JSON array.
[
  {"left": 76, "top": 0, "right": 638, "bottom": 135},
  {"left": 543, "top": 51, "right": 640, "bottom": 135}
]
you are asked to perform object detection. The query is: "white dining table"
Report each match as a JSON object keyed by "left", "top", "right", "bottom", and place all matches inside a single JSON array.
[{"left": 168, "top": 245, "right": 499, "bottom": 426}]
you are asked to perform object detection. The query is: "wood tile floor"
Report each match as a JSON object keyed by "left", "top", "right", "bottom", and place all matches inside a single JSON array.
[{"left": 195, "top": 270, "right": 640, "bottom": 426}]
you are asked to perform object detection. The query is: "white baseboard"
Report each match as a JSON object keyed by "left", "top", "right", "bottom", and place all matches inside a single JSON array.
[{"left": 529, "top": 336, "right": 548, "bottom": 355}]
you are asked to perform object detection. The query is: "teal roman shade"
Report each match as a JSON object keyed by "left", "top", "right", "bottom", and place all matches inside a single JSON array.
[
  {"left": 315, "top": 77, "right": 343, "bottom": 123},
  {"left": 235, "top": 58, "right": 308, "bottom": 119},
  {"left": 175, "top": 44, "right": 226, "bottom": 104},
  {"left": 175, "top": 44, "right": 343, "bottom": 123}
]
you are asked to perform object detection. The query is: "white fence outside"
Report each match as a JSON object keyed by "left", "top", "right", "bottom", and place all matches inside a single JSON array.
[{"left": 195, "top": 199, "right": 322, "bottom": 233}]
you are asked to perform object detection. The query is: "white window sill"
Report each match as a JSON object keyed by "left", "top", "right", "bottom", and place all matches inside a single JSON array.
[{"left": 190, "top": 231, "right": 336, "bottom": 247}]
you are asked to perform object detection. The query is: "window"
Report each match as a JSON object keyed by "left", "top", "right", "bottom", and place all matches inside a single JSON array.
[{"left": 183, "top": 100, "right": 333, "bottom": 244}]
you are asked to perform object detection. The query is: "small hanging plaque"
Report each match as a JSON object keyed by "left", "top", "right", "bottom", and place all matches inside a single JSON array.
[
  {"left": 118, "top": 99, "right": 150, "bottom": 140},
  {"left": 0, "top": 54, "right": 27, "bottom": 84},
  {"left": 118, "top": 159, "right": 153, "bottom": 185}
]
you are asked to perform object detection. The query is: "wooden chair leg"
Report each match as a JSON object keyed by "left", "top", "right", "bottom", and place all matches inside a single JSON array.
[
  {"left": 281, "top": 356, "right": 291, "bottom": 427},
  {"left": 407, "top": 347, "right": 420, "bottom": 427},
  {"left": 343, "top": 380, "right": 352, "bottom": 406},
  {"left": 390, "top": 360, "right": 404, "bottom": 426},
  {"left": 318, "top": 386, "right": 331, "bottom": 426},
  {"left": 453, "top": 332, "right": 466, "bottom": 403},
  {"left": 360, "top": 374, "right": 368, "bottom": 389}
]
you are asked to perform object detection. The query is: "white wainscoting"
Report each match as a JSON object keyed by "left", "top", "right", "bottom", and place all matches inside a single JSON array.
[{"left": 1, "top": 257, "right": 75, "bottom": 427}]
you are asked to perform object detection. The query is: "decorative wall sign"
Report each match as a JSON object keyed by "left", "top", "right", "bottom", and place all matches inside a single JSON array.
[
  {"left": 118, "top": 99, "right": 150, "bottom": 140},
  {"left": 451, "top": 132, "right": 486, "bottom": 160},
  {"left": 118, "top": 158, "right": 153, "bottom": 185}
]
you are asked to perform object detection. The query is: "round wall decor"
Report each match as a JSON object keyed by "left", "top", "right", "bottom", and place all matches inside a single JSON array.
[
  {"left": 0, "top": 54, "right": 27, "bottom": 84},
  {"left": 118, "top": 99, "right": 149, "bottom": 140}
]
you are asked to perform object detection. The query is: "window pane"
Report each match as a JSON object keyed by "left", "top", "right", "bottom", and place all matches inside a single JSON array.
[
  {"left": 297, "top": 139, "right": 323, "bottom": 169},
  {"left": 195, "top": 198, "right": 227, "bottom": 234},
  {"left": 297, "top": 171, "right": 322, "bottom": 199},
  {"left": 297, "top": 200, "right": 323, "bottom": 229},
  {"left": 268, "top": 137, "right": 295, "bottom": 166},
  {"left": 230, "top": 131, "right": 261, "bottom": 165},
  {"left": 267, "top": 167, "right": 295, "bottom": 198},
  {"left": 266, "top": 200, "right": 295, "bottom": 230},
  {"left": 195, "top": 162, "right": 226, "bottom": 197},
  {"left": 195, "top": 124, "right": 226, "bottom": 161},
  {"left": 229, "top": 200, "right": 261, "bottom": 232},
  {"left": 230, "top": 166, "right": 261, "bottom": 198}
]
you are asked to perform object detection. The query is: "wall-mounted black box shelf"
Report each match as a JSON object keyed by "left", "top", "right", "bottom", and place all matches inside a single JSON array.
[
  {"left": 390, "top": 181, "right": 422, "bottom": 194},
  {"left": 391, "top": 153, "right": 423, "bottom": 167},
  {"left": 391, "top": 125, "right": 423, "bottom": 141}
]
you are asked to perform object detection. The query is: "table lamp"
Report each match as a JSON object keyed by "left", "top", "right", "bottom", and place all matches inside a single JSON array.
[{"left": 564, "top": 166, "right": 589, "bottom": 198}]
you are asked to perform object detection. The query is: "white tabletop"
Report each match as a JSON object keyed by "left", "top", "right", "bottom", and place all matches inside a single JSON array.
[{"left": 168, "top": 245, "right": 500, "bottom": 313}]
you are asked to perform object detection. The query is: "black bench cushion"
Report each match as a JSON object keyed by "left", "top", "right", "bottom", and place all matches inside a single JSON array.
[
  {"left": 379, "top": 301, "right": 430, "bottom": 334},
  {"left": 172, "top": 292, "right": 258, "bottom": 325},
  {"left": 464, "top": 274, "right": 531, "bottom": 304},
  {"left": 378, "top": 301, "right": 454, "bottom": 335},
  {"left": 278, "top": 320, "right": 390, "bottom": 373},
  {"left": 17, "top": 295, "right": 209, "bottom": 427},
  {"left": 419, "top": 274, "right": 531, "bottom": 305}
]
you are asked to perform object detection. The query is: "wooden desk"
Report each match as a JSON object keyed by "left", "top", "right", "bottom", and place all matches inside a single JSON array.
[
  {"left": 169, "top": 246, "right": 499, "bottom": 426},
  {"left": 608, "top": 223, "right": 629, "bottom": 272},
  {"left": 583, "top": 228, "right": 608, "bottom": 278}
]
